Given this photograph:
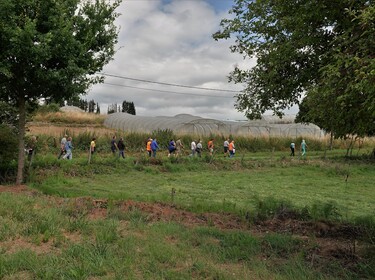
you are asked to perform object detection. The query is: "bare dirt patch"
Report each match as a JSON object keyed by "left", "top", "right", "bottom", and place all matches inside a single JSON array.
[
  {"left": 1, "top": 238, "right": 57, "bottom": 255},
  {"left": 0, "top": 185, "right": 30, "bottom": 193},
  {"left": 116, "top": 200, "right": 246, "bottom": 230}
]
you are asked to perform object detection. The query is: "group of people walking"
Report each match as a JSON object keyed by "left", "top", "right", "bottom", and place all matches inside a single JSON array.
[
  {"left": 58, "top": 133, "right": 308, "bottom": 160},
  {"left": 189, "top": 138, "right": 236, "bottom": 158},
  {"left": 58, "top": 134, "right": 96, "bottom": 160},
  {"left": 290, "top": 139, "right": 308, "bottom": 157},
  {"left": 58, "top": 134, "right": 73, "bottom": 160},
  {"left": 111, "top": 136, "right": 126, "bottom": 158},
  {"left": 223, "top": 138, "right": 236, "bottom": 158}
]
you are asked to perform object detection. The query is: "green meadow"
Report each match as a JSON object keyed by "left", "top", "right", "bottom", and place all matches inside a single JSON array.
[
  {"left": 30, "top": 152, "right": 374, "bottom": 220},
  {"left": 1, "top": 149, "right": 374, "bottom": 279}
]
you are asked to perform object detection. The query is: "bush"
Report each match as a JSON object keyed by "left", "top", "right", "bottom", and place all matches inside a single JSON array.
[
  {"left": 36, "top": 103, "right": 61, "bottom": 115},
  {"left": 0, "top": 125, "right": 18, "bottom": 183}
]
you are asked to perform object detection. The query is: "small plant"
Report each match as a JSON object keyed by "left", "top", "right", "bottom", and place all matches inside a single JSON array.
[
  {"left": 309, "top": 201, "right": 342, "bottom": 221},
  {"left": 262, "top": 233, "right": 301, "bottom": 257}
]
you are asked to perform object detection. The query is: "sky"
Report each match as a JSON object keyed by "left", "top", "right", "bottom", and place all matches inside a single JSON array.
[{"left": 86, "top": 0, "right": 256, "bottom": 121}]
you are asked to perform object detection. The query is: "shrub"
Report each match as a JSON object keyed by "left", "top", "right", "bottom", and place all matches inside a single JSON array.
[
  {"left": 0, "top": 125, "right": 18, "bottom": 183},
  {"left": 36, "top": 103, "right": 61, "bottom": 115}
]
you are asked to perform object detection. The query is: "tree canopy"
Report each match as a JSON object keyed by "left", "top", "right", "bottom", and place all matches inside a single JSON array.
[
  {"left": 213, "top": 0, "right": 375, "bottom": 138},
  {"left": 0, "top": 0, "right": 121, "bottom": 183}
]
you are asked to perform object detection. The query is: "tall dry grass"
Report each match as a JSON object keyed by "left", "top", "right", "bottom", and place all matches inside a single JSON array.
[
  {"left": 27, "top": 125, "right": 116, "bottom": 138},
  {"left": 33, "top": 111, "right": 106, "bottom": 125}
]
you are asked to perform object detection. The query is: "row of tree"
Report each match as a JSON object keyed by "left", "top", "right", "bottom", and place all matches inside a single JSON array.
[
  {"left": 64, "top": 98, "right": 101, "bottom": 114},
  {"left": 108, "top": 100, "right": 136, "bottom": 115},
  {"left": 64, "top": 97, "right": 136, "bottom": 115}
]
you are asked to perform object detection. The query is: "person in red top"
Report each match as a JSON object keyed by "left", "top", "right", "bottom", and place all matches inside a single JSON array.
[
  {"left": 229, "top": 140, "right": 235, "bottom": 158},
  {"left": 207, "top": 139, "right": 214, "bottom": 156}
]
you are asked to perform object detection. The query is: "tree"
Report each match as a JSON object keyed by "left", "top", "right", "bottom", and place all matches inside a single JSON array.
[
  {"left": 213, "top": 0, "right": 375, "bottom": 137},
  {"left": 0, "top": 0, "right": 121, "bottom": 184},
  {"left": 121, "top": 100, "right": 129, "bottom": 113},
  {"left": 78, "top": 99, "right": 89, "bottom": 112},
  {"left": 107, "top": 103, "right": 118, "bottom": 114},
  {"left": 0, "top": 102, "right": 19, "bottom": 130},
  {"left": 121, "top": 100, "right": 136, "bottom": 115},
  {"left": 96, "top": 102, "right": 100, "bottom": 114},
  {"left": 88, "top": 99, "right": 96, "bottom": 113},
  {"left": 129, "top": 102, "right": 136, "bottom": 115}
]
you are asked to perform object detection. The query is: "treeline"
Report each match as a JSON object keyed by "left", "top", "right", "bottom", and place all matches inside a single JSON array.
[
  {"left": 64, "top": 98, "right": 100, "bottom": 114},
  {"left": 107, "top": 100, "right": 136, "bottom": 115},
  {"left": 63, "top": 98, "right": 136, "bottom": 115}
]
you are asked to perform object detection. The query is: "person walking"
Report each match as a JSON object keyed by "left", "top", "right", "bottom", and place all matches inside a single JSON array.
[
  {"left": 301, "top": 139, "right": 308, "bottom": 157},
  {"left": 146, "top": 138, "right": 152, "bottom": 157},
  {"left": 223, "top": 138, "right": 229, "bottom": 157},
  {"left": 190, "top": 140, "right": 196, "bottom": 157},
  {"left": 207, "top": 138, "right": 214, "bottom": 156},
  {"left": 111, "top": 135, "right": 118, "bottom": 154},
  {"left": 168, "top": 139, "right": 176, "bottom": 157},
  {"left": 58, "top": 134, "right": 67, "bottom": 159},
  {"left": 118, "top": 137, "right": 125, "bottom": 158},
  {"left": 229, "top": 140, "right": 235, "bottom": 158},
  {"left": 290, "top": 142, "right": 295, "bottom": 156},
  {"left": 196, "top": 140, "right": 202, "bottom": 157},
  {"left": 151, "top": 138, "right": 159, "bottom": 158},
  {"left": 63, "top": 137, "right": 73, "bottom": 160},
  {"left": 90, "top": 138, "right": 96, "bottom": 155},
  {"left": 175, "top": 138, "right": 184, "bottom": 156}
]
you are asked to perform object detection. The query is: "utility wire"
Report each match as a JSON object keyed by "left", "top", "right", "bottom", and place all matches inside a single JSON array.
[
  {"left": 102, "top": 82, "right": 235, "bottom": 99},
  {"left": 99, "top": 72, "right": 241, "bottom": 93}
]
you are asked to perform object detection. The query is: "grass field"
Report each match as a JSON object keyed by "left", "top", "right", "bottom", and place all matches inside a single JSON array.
[
  {"left": 2, "top": 190, "right": 362, "bottom": 280},
  {"left": 1, "top": 148, "right": 374, "bottom": 279},
  {"left": 30, "top": 152, "right": 374, "bottom": 220}
]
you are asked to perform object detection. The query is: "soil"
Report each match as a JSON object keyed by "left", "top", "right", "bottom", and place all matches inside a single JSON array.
[{"left": 0, "top": 184, "right": 372, "bottom": 272}]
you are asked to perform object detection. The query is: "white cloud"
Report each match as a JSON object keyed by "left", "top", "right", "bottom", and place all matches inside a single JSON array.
[{"left": 87, "top": 0, "right": 254, "bottom": 120}]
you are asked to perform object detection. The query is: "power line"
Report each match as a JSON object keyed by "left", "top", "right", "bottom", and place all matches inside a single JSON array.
[
  {"left": 99, "top": 72, "right": 241, "bottom": 93},
  {"left": 102, "top": 82, "right": 235, "bottom": 99}
]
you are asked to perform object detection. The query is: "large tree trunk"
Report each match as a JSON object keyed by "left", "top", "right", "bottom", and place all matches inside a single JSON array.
[{"left": 16, "top": 95, "right": 26, "bottom": 185}]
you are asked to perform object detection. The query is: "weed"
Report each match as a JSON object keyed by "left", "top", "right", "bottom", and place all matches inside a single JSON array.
[
  {"left": 310, "top": 201, "right": 342, "bottom": 221},
  {"left": 262, "top": 234, "right": 301, "bottom": 257}
]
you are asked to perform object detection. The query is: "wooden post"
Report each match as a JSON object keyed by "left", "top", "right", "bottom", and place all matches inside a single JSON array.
[{"left": 88, "top": 145, "right": 92, "bottom": 164}]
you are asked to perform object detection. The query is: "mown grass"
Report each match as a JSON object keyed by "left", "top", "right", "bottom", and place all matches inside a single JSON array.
[{"left": 0, "top": 193, "right": 373, "bottom": 279}]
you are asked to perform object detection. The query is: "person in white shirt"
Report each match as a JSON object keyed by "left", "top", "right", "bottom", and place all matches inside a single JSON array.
[{"left": 191, "top": 140, "right": 196, "bottom": 156}]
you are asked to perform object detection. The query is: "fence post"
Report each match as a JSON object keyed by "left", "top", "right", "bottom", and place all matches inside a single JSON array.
[{"left": 88, "top": 145, "right": 92, "bottom": 164}]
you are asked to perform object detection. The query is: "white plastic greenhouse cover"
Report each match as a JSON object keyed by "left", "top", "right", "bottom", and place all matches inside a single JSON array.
[{"left": 104, "top": 113, "right": 324, "bottom": 137}]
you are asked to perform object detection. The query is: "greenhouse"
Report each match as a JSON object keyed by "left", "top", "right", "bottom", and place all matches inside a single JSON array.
[{"left": 104, "top": 112, "right": 324, "bottom": 138}]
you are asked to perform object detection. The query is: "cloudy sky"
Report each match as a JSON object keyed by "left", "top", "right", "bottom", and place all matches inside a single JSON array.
[{"left": 87, "top": 0, "right": 255, "bottom": 120}]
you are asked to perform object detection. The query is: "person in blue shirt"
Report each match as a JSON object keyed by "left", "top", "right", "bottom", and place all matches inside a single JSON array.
[
  {"left": 151, "top": 138, "right": 160, "bottom": 158},
  {"left": 168, "top": 139, "right": 176, "bottom": 157},
  {"left": 63, "top": 137, "right": 73, "bottom": 160}
]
